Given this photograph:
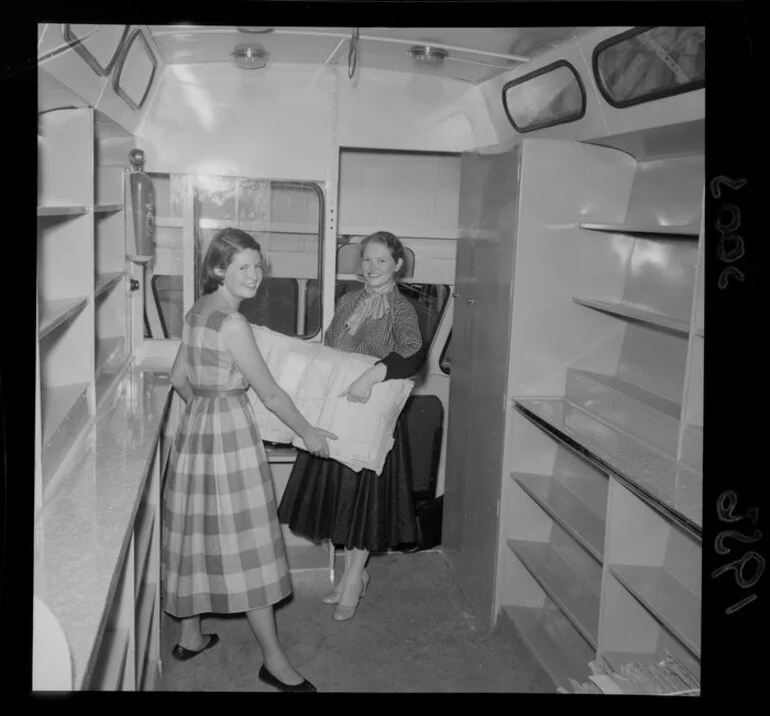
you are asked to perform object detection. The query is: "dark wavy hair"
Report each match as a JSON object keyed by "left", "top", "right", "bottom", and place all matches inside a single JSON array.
[
  {"left": 200, "top": 227, "right": 263, "bottom": 294},
  {"left": 360, "top": 231, "right": 407, "bottom": 279}
]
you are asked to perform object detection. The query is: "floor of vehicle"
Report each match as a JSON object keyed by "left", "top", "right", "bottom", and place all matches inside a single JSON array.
[{"left": 157, "top": 549, "right": 554, "bottom": 693}]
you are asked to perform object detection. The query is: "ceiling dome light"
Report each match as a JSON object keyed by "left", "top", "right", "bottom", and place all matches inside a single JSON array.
[
  {"left": 408, "top": 45, "right": 449, "bottom": 67},
  {"left": 231, "top": 43, "right": 270, "bottom": 69},
  {"left": 236, "top": 27, "right": 275, "bottom": 34}
]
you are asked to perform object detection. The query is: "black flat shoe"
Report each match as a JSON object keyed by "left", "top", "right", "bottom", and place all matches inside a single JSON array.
[
  {"left": 258, "top": 664, "right": 317, "bottom": 692},
  {"left": 171, "top": 633, "right": 220, "bottom": 661}
]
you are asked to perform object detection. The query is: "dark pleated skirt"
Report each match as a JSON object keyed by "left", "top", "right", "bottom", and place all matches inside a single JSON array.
[{"left": 277, "top": 415, "right": 419, "bottom": 552}]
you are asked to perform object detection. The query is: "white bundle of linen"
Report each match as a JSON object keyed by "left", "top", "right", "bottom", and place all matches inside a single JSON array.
[{"left": 248, "top": 325, "right": 414, "bottom": 475}]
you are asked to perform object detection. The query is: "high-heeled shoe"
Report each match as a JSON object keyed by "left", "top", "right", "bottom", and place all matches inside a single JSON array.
[
  {"left": 323, "top": 569, "right": 369, "bottom": 605},
  {"left": 258, "top": 664, "right": 317, "bottom": 693},
  {"left": 333, "top": 572, "right": 370, "bottom": 621}
]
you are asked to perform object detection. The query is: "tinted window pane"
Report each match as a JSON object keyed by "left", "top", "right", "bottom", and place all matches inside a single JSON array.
[
  {"left": 502, "top": 61, "right": 585, "bottom": 133},
  {"left": 595, "top": 27, "right": 705, "bottom": 107}
]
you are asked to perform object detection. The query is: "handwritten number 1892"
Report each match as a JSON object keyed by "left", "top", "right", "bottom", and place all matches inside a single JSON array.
[{"left": 712, "top": 491, "right": 763, "bottom": 615}]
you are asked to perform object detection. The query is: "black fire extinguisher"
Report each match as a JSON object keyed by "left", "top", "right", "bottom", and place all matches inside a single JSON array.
[{"left": 127, "top": 148, "right": 155, "bottom": 264}]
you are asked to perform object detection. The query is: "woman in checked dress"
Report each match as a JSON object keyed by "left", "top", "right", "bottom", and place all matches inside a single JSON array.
[{"left": 162, "top": 228, "right": 336, "bottom": 693}]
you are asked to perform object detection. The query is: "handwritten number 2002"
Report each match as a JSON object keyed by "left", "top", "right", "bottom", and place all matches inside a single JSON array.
[
  {"left": 712, "top": 491, "right": 763, "bottom": 615},
  {"left": 710, "top": 176, "right": 748, "bottom": 290}
]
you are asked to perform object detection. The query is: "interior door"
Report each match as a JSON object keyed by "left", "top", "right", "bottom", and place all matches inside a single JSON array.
[{"left": 442, "top": 144, "right": 520, "bottom": 631}]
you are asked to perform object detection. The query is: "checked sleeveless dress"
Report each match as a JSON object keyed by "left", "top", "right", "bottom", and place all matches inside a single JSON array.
[{"left": 162, "top": 304, "right": 291, "bottom": 618}]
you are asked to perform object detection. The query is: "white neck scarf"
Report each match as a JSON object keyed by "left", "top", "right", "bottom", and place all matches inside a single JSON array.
[{"left": 345, "top": 281, "right": 395, "bottom": 336}]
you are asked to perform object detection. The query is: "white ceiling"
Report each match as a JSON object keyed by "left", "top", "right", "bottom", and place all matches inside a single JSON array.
[{"left": 147, "top": 26, "right": 591, "bottom": 84}]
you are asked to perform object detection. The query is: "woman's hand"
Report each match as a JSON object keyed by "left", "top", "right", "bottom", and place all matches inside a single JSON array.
[
  {"left": 343, "top": 374, "right": 376, "bottom": 403},
  {"left": 342, "top": 364, "right": 385, "bottom": 404},
  {"left": 303, "top": 427, "right": 338, "bottom": 458}
]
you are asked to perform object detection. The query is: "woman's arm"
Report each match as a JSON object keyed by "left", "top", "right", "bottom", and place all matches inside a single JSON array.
[
  {"left": 169, "top": 342, "right": 194, "bottom": 402},
  {"left": 221, "top": 313, "right": 336, "bottom": 455},
  {"left": 344, "top": 298, "right": 423, "bottom": 402}
]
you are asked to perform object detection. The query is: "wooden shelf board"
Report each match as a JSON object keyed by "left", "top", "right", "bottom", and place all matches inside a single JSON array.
[
  {"left": 568, "top": 368, "right": 681, "bottom": 422},
  {"left": 580, "top": 222, "right": 700, "bottom": 238},
  {"left": 551, "top": 470, "right": 608, "bottom": 519},
  {"left": 566, "top": 369, "right": 681, "bottom": 458},
  {"left": 500, "top": 605, "right": 594, "bottom": 690},
  {"left": 513, "top": 473, "right": 605, "bottom": 562},
  {"left": 507, "top": 539, "right": 599, "bottom": 648},
  {"left": 37, "top": 205, "right": 89, "bottom": 217},
  {"left": 94, "top": 203, "right": 123, "bottom": 214},
  {"left": 514, "top": 399, "right": 703, "bottom": 534},
  {"left": 95, "top": 271, "right": 125, "bottom": 299},
  {"left": 41, "top": 383, "right": 90, "bottom": 445},
  {"left": 573, "top": 296, "right": 690, "bottom": 337},
  {"left": 609, "top": 564, "right": 700, "bottom": 657},
  {"left": 39, "top": 296, "right": 89, "bottom": 339}
]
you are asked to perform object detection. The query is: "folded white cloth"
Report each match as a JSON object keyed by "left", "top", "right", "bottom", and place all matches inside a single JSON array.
[{"left": 248, "top": 325, "right": 414, "bottom": 475}]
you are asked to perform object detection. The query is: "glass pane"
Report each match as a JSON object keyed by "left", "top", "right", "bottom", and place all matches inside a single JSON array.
[
  {"left": 143, "top": 174, "right": 323, "bottom": 341},
  {"left": 503, "top": 61, "right": 585, "bottom": 133},
  {"left": 595, "top": 27, "right": 705, "bottom": 107},
  {"left": 114, "top": 31, "right": 156, "bottom": 110},
  {"left": 439, "top": 329, "right": 451, "bottom": 374},
  {"left": 64, "top": 24, "right": 128, "bottom": 76},
  {"left": 194, "top": 177, "right": 323, "bottom": 339},
  {"left": 144, "top": 173, "right": 186, "bottom": 340}
]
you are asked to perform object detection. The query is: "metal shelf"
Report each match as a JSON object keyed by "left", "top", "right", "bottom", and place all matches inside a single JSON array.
[
  {"left": 580, "top": 222, "right": 700, "bottom": 238},
  {"left": 38, "top": 297, "right": 89, "bottom": 339},
  {"left": 573, "top": 296, "right": 690, "bottom": 337}
]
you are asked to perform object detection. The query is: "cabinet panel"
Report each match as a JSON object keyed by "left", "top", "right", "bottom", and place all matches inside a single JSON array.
[{"left": 443, "top": 146, "right": 519, "bottom": 630}]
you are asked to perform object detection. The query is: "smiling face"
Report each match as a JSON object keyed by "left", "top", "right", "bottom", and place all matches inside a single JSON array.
[
  {"left": 216, "top": 248, "right": 264, "bottom": 302},
  {"left": 361, "top": 240, "right": 403, "bottom": 290}
]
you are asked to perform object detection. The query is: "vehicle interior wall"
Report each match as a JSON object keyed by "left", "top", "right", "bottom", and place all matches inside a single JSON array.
[
  {"left": 137, "top": 63, "right": 496, "bottom": 179},
  {"left": 478, "top": 26, "right": 705, "bottom": 147}
]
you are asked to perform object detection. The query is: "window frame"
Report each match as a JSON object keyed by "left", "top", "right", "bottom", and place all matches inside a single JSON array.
[
  {"left": 112, "top": 28, "right": 158, "bottom": 111},
  {"left": 143, "top": 175, "right": 326, "bottom": 344},
  {"left": 62, "top": 24, "right": 130, "bottom": 78},
  {"left": 501, "top": 59, "right": 587, "bottom": 134},
  {"left": 439, "top": 328, "right": 451, "bottom": 375},
  {"left": 592, "top": 26, "right": 706, "bottom": 109}
]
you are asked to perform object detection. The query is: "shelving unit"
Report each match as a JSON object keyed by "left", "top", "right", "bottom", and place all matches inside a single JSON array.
[
  {"left": 571, "top": 297, "right": 690, "bottom": 337},
  {"left": 579, "top": 222, "right": 700, "bottom": 238},
  {"left": 36, "top": 81, "right": 135, "bottom": 507},
  {"left": 444, "top": 134, "right": 704, "bottom": 693}
]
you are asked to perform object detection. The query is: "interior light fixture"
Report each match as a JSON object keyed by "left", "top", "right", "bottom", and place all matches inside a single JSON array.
[
  {"left": 236, "top": 27, "right": 275, "bottom": 34},
  {"left": 231, "top": 43, "right": 270, "bottom": 69},
  {"left": 408, "top": 45, "right": 449, "bottom": 67}
]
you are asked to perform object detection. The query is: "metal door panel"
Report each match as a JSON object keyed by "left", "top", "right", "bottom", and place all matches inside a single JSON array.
[{"left": 443, "top": 144, "right": 520, "bottom": 630}]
